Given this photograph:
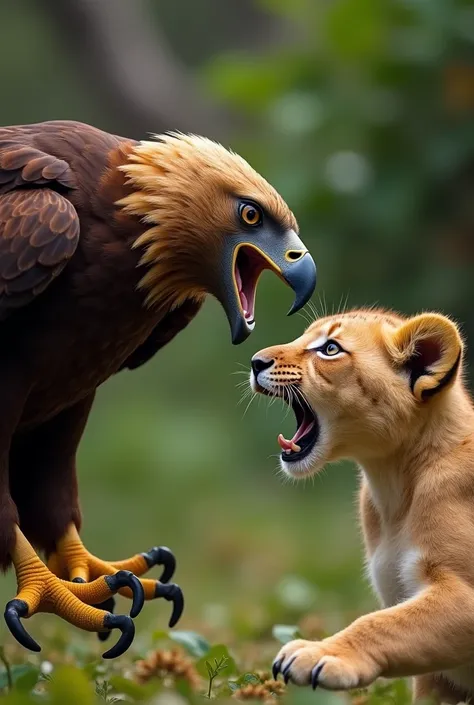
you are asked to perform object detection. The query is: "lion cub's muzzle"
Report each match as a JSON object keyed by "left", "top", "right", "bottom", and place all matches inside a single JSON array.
[
  {"left": 250, "top": 355, "right": 302, "bottom": 393},
  {"left": 250, "top": 354, "right": 319, "bottom": 464}
]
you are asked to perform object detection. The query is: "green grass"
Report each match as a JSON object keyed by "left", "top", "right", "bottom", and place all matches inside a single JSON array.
[
  {"left": 0, "top": 625, "right": 415, "bottom": 704},
  {"left": 0, "top": 535, "right": 414, "bottom": 705}
]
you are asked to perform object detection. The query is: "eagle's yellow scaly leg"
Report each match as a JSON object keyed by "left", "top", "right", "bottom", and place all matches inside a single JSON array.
[
  {"left": 5, "top": 526, "right": 138, "bottom": 658},
  {"left": 47, "top": 524, "right": 184, "bottom": 639}
]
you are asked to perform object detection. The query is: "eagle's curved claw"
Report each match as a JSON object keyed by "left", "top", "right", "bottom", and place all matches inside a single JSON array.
[
  {"left": 142, "top": 546, "right": 176, "bottom": 583},
  {"left": 4, "top": 599, "right": 41, "bottom": 653},
  {"left": 72, "top": 570, "right": 144, "bottom": 619},
  {"left": 101, "top": 613, "right": 135, "bottom": 659},
  {"left": 104, "top": 570, "right": 145, "bottom": 618},
  {"left": 154, "top": 582, "right": 184, "bottom": 628}
]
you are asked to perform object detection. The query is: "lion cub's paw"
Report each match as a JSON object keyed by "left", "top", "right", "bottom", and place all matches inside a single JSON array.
[{"left": 273, "top": 639, "right": 378, "bottom": 690}]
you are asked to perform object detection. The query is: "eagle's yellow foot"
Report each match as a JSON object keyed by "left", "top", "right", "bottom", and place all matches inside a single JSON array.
[
  {"left": 5, "top": 527, "right": 139, "bottom": 658},
  {"left": 47, "top": 524, "right": 184, "bottom": 637}
]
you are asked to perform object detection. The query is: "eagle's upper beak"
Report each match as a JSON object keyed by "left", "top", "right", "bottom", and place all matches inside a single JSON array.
[{"left": 219, "top": 229, "right": 317, "bottom": 345}]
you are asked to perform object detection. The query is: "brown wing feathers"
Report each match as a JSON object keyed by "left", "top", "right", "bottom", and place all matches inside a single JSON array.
[
  {"left": 0, "top": 143, "right": 80, "bottom": 317},
  {"left": 0, "top": 144, "right": 74, "bottom": 193},
  {"left": 0, "top": 189, "right": 80, "bottom": 314}
]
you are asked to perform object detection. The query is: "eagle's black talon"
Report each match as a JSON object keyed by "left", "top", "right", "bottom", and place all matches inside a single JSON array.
[
  {"left": 72, "top": 577, "right": 86, "bottom": 583},
  {"left": 101, "top": 613, "right": 135, "bottom": 659},
  {"left": 311, "top": 663, "right": 324, "bottom": 690},
  {"left": 282, "top": 655, "right": 297, "bottom": 684},
  {"left": 95, "top": 596, "right": 115, "bottom": 642},
  {"left": 104, "top": 570, "right": 145, "bottom": 618},
  {"left": 4, "top": 599, "right": 41, "bottom": 653},
  {"left": 272, "top": 658, "right": 284, "bottom": 680},
  {"left": 154, "top": 582, "right": 184, "bottom": 628},
  {"left": 141, "top": 546, "right": 176, "bottom": 583}
]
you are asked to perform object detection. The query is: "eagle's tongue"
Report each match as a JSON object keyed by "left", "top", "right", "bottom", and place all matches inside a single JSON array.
[
  {"left": 236, "top": 266, "right": 243, "bottom": 290},
  {"left": 236, "top": 266, "right": 250, "bottom": 317},
  {"left": 240, "top": 290, "right": 249, "bottom": 314}
]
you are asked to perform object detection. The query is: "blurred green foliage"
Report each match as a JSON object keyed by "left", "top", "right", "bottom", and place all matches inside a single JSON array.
[
  {"left": 206, "top": 0, "right": 474, "bottom": 328},
  {"left": 0, "top": 0, "right": 472, "bottom": 700},
  {"left": 0, "top": 628, "right": 415, "bottom": 704}
]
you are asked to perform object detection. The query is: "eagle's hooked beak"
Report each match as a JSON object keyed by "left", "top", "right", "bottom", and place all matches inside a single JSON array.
[{"left": 220, "top": 229, "right": 317, "bottom": 345}]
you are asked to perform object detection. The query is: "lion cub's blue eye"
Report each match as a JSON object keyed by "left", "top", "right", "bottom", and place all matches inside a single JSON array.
[
  {"left": 318, "top": 340, "right": 343, "bottom": 358},
  {"left": 325, "top": 342, "right": 340, "bottom": 355}
]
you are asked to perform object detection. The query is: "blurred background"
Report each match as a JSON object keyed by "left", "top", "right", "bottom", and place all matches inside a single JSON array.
[{"left": 0, "top": 0, "right": 473, "bottom": 657}]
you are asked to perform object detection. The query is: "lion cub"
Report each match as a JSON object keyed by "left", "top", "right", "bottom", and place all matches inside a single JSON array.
[{"left": 251, "top": 309, "right": 474, "bottom": 703}]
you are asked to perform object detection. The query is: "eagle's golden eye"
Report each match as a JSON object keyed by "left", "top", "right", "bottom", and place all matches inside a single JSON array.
[{"left": 239, "top": 202, "right": 262, "bottom": 227}]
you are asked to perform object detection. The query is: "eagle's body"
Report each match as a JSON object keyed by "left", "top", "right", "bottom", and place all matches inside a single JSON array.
[
  {"left": 1, "top": 122, "right": 202, "bottom": 564},
  {"left": 0, "top": 120, "right": 315, "bottom": 656},
  {"left": 2, "top": 122, "right": 184, "bottom": 426}
]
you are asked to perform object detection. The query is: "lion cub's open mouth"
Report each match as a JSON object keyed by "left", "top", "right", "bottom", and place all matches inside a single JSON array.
[
  {"left": 258, "top": 385, "right": 320, "bottom": 463},
  {"left": 279, "top": 391, "right": 320, "bottom": 462}
]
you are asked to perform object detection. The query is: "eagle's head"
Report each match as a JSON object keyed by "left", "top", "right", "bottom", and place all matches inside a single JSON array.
[{"left": 118, "top": 134, "right": 316, "bottom": 344}]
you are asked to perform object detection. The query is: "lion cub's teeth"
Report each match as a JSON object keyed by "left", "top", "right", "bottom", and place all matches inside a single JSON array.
[
  {"left": 278, "top": 434, "right": 301, "bottom": 453},
  {"left": 284, "top": 443, "right": 301, "bottom": 455}
]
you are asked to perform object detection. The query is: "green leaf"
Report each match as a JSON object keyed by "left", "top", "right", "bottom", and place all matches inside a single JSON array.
[
  {"left": 174, "top": 676, "right": 194, "bottom": 699},
  {"left": 204, "top": 54, "right": 295, "bottom": 111},
  {"left": 0, "top": 664, "right": 38, "bottom": 692},
  {"left": 326, "top": 0, "right": 387, "bottom": 60},
  {"left": 48, "top": 666, "right": 95, "bottom": 705},
  {"left": 197, "top": 645, "right": 237, "bottom": 678},
  {"left": 82, "top": 660, "right": 104, "bottom": 680},
  {"left": 272, "top": 624, "right": 302, "bottom": 644},
  {"left": 108, "top": 675, "right": 152, "bottom": 701},
  {"left": 14, "top": 667, "right": 39, "bottom": 693},
  {"left": 0, "top": 670, "right": 13, "bottom": 691},
  {"left": 168, "top": 630, "right": 210, "bottom": 658},
  {"left": 230, "top": 673, "right": 260, "bottom": 689},
  {"left": 151, "top": 630, "right": 169, "bottom": 643}
]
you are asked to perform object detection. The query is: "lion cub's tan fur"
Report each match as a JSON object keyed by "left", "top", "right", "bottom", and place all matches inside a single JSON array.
[{"left": 252, "top": 309, "right": 474, "bottom": 702}]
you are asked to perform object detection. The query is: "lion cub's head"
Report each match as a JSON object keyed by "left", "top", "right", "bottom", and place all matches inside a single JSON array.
[{"left": 251, "top": 309, "right": 465, "bottom": 478}]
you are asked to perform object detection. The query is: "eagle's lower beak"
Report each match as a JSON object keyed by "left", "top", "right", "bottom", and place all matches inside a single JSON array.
[{"left": 219, "top": 230, "right": 317, "bottom": 345}]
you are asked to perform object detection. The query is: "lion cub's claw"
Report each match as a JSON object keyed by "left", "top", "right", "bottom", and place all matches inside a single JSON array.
[
  {"left": 282, "top": 655, "right": 296, "bottom": 684},
  {"left": 273, "top": 639, "right": 376, "bottom": 690},
  {"left": 311, "top": 663, "right": 325, "bottom": 689},
  {"left": 272, "top": 657, "right": 284, "bottom": 680}
]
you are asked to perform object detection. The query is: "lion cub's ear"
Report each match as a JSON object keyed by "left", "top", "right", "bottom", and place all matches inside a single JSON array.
[{"left": 385, "top": 313, "right": 463, "bottom": 401}]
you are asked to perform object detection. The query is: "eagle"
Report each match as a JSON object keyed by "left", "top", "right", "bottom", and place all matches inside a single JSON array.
[{"left": 0, "top": 120, "right": 316, "bottom": 658}]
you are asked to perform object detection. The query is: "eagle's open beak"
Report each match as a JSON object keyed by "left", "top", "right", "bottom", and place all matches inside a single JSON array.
[{"left": 220, "top": 230, "right": 317, "bottom": 345}]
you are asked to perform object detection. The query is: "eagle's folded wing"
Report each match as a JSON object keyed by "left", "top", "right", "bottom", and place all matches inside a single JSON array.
[{"left": 0, "top": 144, "right": 80, "bottom": 318}]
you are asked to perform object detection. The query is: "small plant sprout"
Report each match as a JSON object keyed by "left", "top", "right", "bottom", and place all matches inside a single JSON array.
[{"left": 205, "top": 655, "right": 229, "bottom": 699}]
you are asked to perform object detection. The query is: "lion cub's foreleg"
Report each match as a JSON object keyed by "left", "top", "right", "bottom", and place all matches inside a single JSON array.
[{"left": 273, "top": 573, "right": 474, "bottom": 691}]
